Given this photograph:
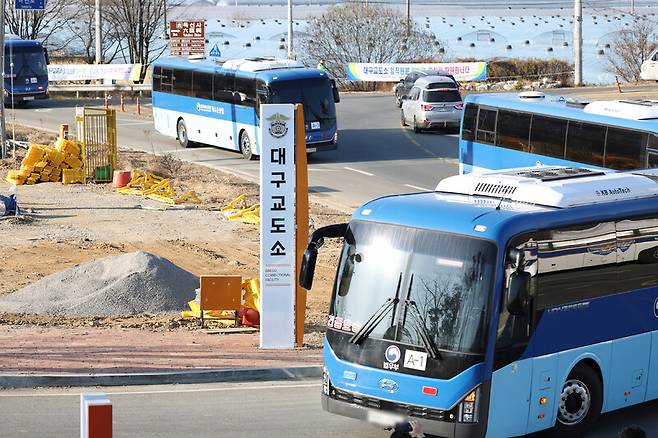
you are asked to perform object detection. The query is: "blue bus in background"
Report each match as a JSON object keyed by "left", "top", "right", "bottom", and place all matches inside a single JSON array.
[
  {"left": 151, "top": 56, "right": 339, "bottom": 160},
  {"left": 300, "top": 165, "right": 658, "bottom": 437},
  {"left": 4, "top": 35, "right": 49, "bottom": 105},
  {"left": 459, "top": 91, "right": 658, "bottom": 174}
]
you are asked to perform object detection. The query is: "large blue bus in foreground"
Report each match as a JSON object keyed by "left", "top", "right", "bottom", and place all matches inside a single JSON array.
[
  {"left": 300, "top": 165, "right": 658, "bottom": 437},
  {"left": 459, "top": 92, "right": 658, "bottom": 174},
  {"left": 4, "top": 35, "right": 49, "bottom": 105},
  {"left": 151, "top": 57, "right": 339, "bottom": 159}
]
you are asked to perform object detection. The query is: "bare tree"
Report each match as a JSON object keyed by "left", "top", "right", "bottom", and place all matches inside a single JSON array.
[
  {"left": 103, "top": 0, "right": 172, "bottom": 77},
  {"left": 3, "top": 0, "right": 74, "bottom": 51},
  {"left": 300, "top": 4, "right": 440, "bottom": 86},
  {"left": 63, "top": 0, "right": 120, "bottom": 63},
  {"left": 606, "top": 15, "right": 658, "bottom": 82}
]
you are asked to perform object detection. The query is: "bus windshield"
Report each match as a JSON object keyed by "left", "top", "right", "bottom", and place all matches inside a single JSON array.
[
  {"left": 268, "top": 78, "right": 336, "bottom": 123},
  {"left": 331, "top": 221, "right": 496, "bottom": 355},
  {"left": 4, "top": 45, "right": 47, "bottom": 80}
]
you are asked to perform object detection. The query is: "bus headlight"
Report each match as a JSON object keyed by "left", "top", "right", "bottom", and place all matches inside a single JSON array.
[
  {"left": 333, "top": 132, "right": 338, "bottom": 144},
  {"left": 322, "top": 366, "right": 330, "bottom": 395},
  {"left": 458, "top": 387, "right": 480, "bottom": 423}
]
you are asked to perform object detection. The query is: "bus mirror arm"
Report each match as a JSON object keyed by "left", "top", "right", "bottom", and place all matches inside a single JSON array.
[
  {"left": 43, "top": 47, "right": 50, "bottom": 65},
  {"left": 330, "top": 79, "right": 340, "bottom": 103},
  {"left": 299, "top": 223, "right": 348, "bottom": 290}
]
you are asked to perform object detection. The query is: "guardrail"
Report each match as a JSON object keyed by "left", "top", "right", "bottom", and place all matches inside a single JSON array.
[{"left": 48, "top": 83, "right": 151, "bottom": 95}]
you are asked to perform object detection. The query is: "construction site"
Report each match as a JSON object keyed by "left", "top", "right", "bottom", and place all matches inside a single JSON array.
[{"left": 0, "top": 110, "right": 345, "bottom": 376}]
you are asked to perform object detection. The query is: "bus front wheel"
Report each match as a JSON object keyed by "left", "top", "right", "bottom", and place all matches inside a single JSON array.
[
  {"left": 554, "top": 363, "right": 602, "bottom": 438},
  {"left": 177, "top": 119, "right": 190, "bottom": 148},
  {"left": 240, "top": 131, "right": 255, "bottom": 160}
]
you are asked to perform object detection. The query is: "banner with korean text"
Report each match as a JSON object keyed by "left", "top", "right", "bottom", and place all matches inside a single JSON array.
[
  {"left": 260, "top": 104, "right": 296, "bottom": 349},
  {"left": 47, "top": 64, "right": 142, "bottom": 82},
  {"left": 346, "top": 62, "right": 487, "bottom": 82}
]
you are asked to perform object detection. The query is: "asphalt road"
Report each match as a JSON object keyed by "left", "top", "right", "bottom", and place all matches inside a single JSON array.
[
  {"left": 1, "top": 380, "right": 657, "bottom": 437},
  {"left": 8, "top": 94, "right": 459, "bottom": 212}
]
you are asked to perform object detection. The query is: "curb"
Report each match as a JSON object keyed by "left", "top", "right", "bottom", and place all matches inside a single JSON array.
[{"left": 0, "top": 365, "right": 322, "bottom": 389}]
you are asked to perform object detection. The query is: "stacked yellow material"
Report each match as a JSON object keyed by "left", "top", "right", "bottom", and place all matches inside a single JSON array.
[{"left": 5, "top": 138, "right": 84, "bottom": 185}]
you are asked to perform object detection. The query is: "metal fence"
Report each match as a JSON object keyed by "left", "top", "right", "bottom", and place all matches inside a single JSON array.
[{"left": 75, "top": 107, "right": 117, "bottom": 183}]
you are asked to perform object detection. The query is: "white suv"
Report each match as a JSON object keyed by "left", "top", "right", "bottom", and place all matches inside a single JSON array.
[{"left": 400, "top": 75, "right": 463, "bottom": 133}]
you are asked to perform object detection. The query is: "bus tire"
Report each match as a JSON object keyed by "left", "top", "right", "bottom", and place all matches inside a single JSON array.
[
  {"left": 553, "top": 363, "right": 602, "bottom": 438},
  {"left": 638, "top": 247, "right": 658, "bottom": 263},
  {"left": 400, "top": 110, "right": 407, "bottom": 127},
  {"left": 177, "top": 118, "right": 190, "bottom": 148},
  {"left": 240, "top": 131, "right": 255, "bottom": 160}
]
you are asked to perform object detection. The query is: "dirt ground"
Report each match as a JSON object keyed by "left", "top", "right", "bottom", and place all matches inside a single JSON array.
[{"left": 0, "top": 126, "right": 347, "bottom": 348}]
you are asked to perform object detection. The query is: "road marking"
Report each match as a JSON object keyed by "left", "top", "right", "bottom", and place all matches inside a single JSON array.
[
  {"left": 404, "top": 184, "right": 432, "bottom": 192},
  {"left": 343, "top": 166, "right": 374, "bottom": 177},
  {"left": 117, "top": 121, "right": 153, "bottom": 126},
  {"left": 0, "top": 382, "right": 320, "bottom": 398}
]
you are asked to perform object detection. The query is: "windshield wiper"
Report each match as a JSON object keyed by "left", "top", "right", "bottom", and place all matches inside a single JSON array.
[
  {"left": 349, "top": 274, "right": 402, "bottom": 345},
  {"left": 404, "top": 299, "right": 441, "bottom": 360}
]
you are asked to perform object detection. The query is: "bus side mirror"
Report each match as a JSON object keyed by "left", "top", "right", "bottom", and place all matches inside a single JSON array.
[
  {"left": 507, "top": 271, "right": 530, "bottom": 316},
  {"left": 43, "top": 47, "right": 50, "bottom": 65},
  {"left": 299, "top": 223, "right": 348, "bottom": 290},
  {"left": 330, "top": 79, "right": 340, "bottom": 103},
  {"left": 506, "top": 248, "right": 529, "bottom": 315},
  {"left": 299, "top": 246, "right": 318, "bottom": 290}
]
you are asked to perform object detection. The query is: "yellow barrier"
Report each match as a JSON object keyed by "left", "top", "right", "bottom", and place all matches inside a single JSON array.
[
  {"left": 117, "top": 170, "right": 201, "bottom": 205},
  {"left": 180, "top": 277, "right": 260, "bottom": 322},
  {"left": 221, "top": 194, "right": 260, "bottom": 225}
]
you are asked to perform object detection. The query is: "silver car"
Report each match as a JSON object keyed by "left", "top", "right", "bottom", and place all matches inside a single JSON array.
[{"left": 400, "top": 75, "right": 463, "bottom": 133}]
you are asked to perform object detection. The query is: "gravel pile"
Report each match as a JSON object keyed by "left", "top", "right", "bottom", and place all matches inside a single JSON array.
[{"left": 0, "top": 251, "right": 197, "bottom": 316}]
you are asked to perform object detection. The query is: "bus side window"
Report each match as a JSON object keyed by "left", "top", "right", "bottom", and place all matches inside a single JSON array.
[
  {"left": 213, "top": 74, "right": 233, "bottom": 104},
  {"left": 152, "top": 66, "right": 162, "bottom": 91},
  {"left": 565, "top": 121, "right": 605, "bottom": 166},
  {"left": 234, "top": 77, "right": 257, "bottom": 108},
  {"left": 616, "top": 214, "right": 658, "bottom": 290},
  {"left": 605, "top": 127, "right": 646, "bottom": 170},
  {"left": 160, "top": 68, "right": 174, "bottom": 93},
  {"left": 173, "top": 69, "right": 192, "bottom": 97},
  {"left": 496, "top": 109, "right": 531, "bottom": 152},
  {"left": 529, "top": 115, "right": 567, "bottom": 159},
  {"left": 193, "top": 72, "right": 213, "bottom": 101},
  {"left": 476, "top": 108, "right": 496, "bottom": 145},
  {"left": 461, "top": 103, "right": 478, "bottom": 141}
]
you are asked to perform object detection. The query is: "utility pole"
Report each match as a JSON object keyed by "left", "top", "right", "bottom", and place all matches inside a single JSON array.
[
  {"left": 406, "top": 0, "right": 411, "bottom": 37},
  {"left": 95, "top": 0, "right": 102, "bottom": 65},
  {"left": 287, "top": 0, "right": 293, "bottom": 58},
  {"left": 163, "top": 0, "right": 169, "bottom": 39},
  {"left": 631, "top": 0, "right": 635, "bottom": 15},
  {"left": 0, "top": 0, "right": 6, "bottom": 159},
  {"left": 573, "top": 0, "right": 582, "bottom": 86}
]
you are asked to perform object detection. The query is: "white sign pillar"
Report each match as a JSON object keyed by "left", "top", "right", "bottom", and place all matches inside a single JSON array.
[{"left": 259, "top": 104, "right": 296, "bottom": 349}]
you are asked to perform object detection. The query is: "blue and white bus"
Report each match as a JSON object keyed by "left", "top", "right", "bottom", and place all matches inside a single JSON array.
[
  {"left": 151, "top": 57, "right": 339, "bottom": 159},
  {"left": 300, "top": 165, "right": 658, "bottom": 437},
  {"left": 459, "top": 91, "right": 658, "bottom": 174},
  {"left": 4, "top": 35, "right": 49, "bottom": 105}
]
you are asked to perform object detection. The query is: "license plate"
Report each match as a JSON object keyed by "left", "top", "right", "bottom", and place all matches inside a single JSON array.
[
  {"left": 306, "top": 147, "right": 317, "bottom": 153},
  {"left": 436, "top": 106, "right": 449, "bottom": 112},
  {"left": 310, "top": 121, "right": 321, "bottom": 130},
  {"left": 22, "top": 96, "right": 34, "bottom": 101},
  {"left": 366, "top": 409, "right": 404, "bottom": 427}
]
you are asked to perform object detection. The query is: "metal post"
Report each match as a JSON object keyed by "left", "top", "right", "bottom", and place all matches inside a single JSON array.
[
  {"left": 573, "top": 0, "right": 582, "bottom": 86},
  {"left": 95, "top": 0, "right": 102, "bottom": 64},
  {"left": 631, "top": 0, "right": 635, "bottom": 15},
  {"left": 406, "top": 0, "right": 411, "bottom": 37},
  {"left": 163, "top": 0, "right": 169, "bottom": 39},
  {"left": 287, "top": 0, "right": 293, "bottom": 59},
  {"left": 0, "top": 0, "right": 6, "bottom": 159}
]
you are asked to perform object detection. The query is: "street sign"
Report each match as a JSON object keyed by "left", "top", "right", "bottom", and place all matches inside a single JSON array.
[
  {"left": 209, "top": 43, "right": 221, "bottom": 60},
  {"left": 15, "top": 0, "right": 45, "bottom": 10},
  {"left": 169, "top": 20, "right": 205, "bottom": 57}
]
